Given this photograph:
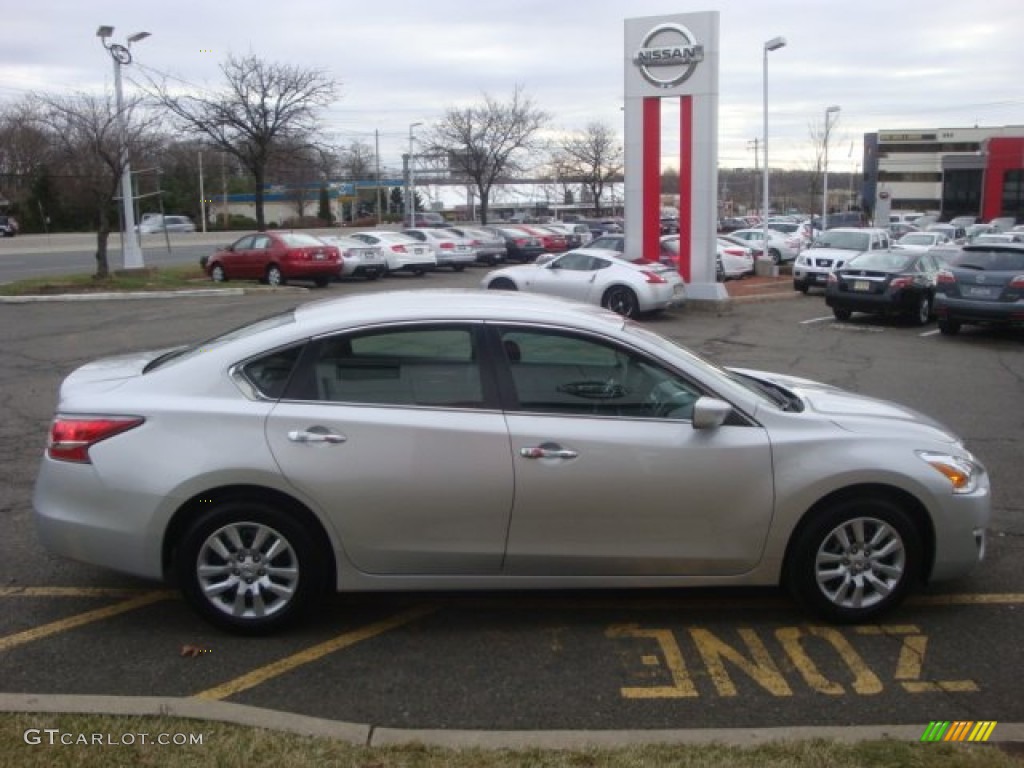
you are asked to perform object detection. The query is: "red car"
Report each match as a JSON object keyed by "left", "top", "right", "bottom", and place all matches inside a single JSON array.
[
  {"left": 205, "top": 232, "right": 341, "bottom": 287},
  {"left": 510, "top": 225, "right": 569, "bottom": 253}
]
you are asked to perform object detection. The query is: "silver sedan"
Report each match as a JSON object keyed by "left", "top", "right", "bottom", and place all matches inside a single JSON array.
[
  {"left": 33, "top": 291, "right": 989, "bottom": 634},
  {"left": 481, "top": 248, "right": 686, "bottom": 318}
]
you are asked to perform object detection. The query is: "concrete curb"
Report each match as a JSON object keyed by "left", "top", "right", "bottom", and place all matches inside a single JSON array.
[
  {"left": 2, "top": 693, "right": 1022, "bottom": 749},
  {"left": 0, "top": 287, "right": 308, "bottom": 303}
]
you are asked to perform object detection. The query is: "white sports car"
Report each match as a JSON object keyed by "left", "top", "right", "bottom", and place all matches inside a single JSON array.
[{"left": 481, "top": 248, "right": 686, "bottom": 317}]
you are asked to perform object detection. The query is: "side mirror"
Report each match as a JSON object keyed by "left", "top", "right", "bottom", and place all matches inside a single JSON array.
[{"left": 692, "top": 397, "right": 733, "bottom": 430}]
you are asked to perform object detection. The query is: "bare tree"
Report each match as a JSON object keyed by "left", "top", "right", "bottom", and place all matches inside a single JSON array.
[
  {"left": 338, "top": 139, "right": 375, "bottom": 180},
  {"left": 0, "top": 107, "right": 53, "bottom": 221},
  {"left": 30, "top": 92, "right": 161, "bottom": 277},
  {"left": 425, "top": 86, "right": 549, "bottom": 224},
  {"left": 806, "top": 113, "right": 841, "bottom": 218},
  {"left": 552, "top": 122, "right": 623, "bottom": 215},
  {"left": 147, "top": 54, "right": 338, "bottom": 230}
]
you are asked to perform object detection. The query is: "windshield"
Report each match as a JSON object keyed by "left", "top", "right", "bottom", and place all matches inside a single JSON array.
[
  {"left": 952, "top": 248, "right": 1024, "bottom": 271},
  {"left": 144, "top": 310, "right": 297, "bottom": 372},
  {"left": 813, "top": 231, "right": 870, "bottom": 251},
  {"left": 899, "top": 234, "right": 933, "bottom": 246},
  {"left": 847, "top": 251, "right": 915, "bottom": 271}
]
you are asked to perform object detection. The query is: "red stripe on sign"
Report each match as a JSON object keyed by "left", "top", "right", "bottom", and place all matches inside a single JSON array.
[
  {"left": 678, "top": 96, "right": 693, "bottom": 283},
  {"left": 643, "top": 97, "right": 661, "bottom": 263}
]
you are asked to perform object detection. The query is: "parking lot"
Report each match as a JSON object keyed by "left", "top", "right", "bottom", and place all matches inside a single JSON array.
[{"left": 1, "top": 267, "right": 1022, "bottom": 733}]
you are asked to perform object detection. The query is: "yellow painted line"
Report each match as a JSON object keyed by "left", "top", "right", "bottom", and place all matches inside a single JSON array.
[
  {"left": 0, "top": 586, "right": 165, "bottom": 598},
  {"left": 0, "top": 590, "right": 174, "bottom": 652},
  {"left": 194, "top": 604, "right": 436, "bottom": 701}
]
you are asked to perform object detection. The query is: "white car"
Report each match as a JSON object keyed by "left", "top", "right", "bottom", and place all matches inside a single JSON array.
[
  {"left": 401, "top": 228, "right": 477, "bottom": 271},
  {"left": 349, "top": 231, "right": 437, "bottom": 275},
  {"left": 317, "top": 235, "right": 387, "bottom": 280},
  {"left": 717, "top": 238, "right": 755, "bottom": 279},
  {"left": 137, "top": 215, "right": 196, "bottom": 234},
  {"left": 895, "top": 232, "right": 951, "bottom": 251},
  {"left": 729, "top": 228, "right": 802, "bottom": 264},
  {"left": 481, "top": 247, "right": 686, "bottom": 318}
]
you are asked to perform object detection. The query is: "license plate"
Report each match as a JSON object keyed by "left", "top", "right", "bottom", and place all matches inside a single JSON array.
[
  {"left": 853, "top": 280, "right": 870, "bottom": 292},
  {"left": 815, "top": 273, "right": 828, "bottom": 282},
  {"left": 964, "top": 286, "right": 995, "bottom": 298},
  {"left": 314, "top": 252, "right": 325, "bottom": 261},
  {"left": 673, "top": 283, "right": 685, "bottom": 295}
]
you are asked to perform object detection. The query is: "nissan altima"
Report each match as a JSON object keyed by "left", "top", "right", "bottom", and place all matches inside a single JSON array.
[{"left": 33, "top": 291, "right": 989, "bottom": 634}]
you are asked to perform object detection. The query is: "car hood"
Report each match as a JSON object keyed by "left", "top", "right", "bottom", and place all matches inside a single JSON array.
[
  {"left": 728, "top": 367, "right": 960, "bottom": 445},
  {"left": 804, "top": 246, "right": 862, "bottom": 261}
]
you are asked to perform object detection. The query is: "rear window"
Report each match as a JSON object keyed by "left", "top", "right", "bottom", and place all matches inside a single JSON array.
[
  {"left": 847, "top": 251, "right": 915, "bottom": 271},
  {"left": 277, "top": 233, "right": 325, "bottom": 247},
  {"left": 952, "top": 248, "right": 1024, "bottom": 271},
  {"left": 814, "top": 231, "right": 870, "bottom": 251}
]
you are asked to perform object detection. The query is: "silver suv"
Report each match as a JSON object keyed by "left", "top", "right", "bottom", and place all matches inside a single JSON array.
[{"left": 793, "top": 228, "right": 891, "bottom": 293}]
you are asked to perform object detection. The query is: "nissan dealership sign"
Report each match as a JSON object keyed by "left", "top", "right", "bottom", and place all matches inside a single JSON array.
[{"left": 632, "top": 23, "right": 705, "bottom": 89}]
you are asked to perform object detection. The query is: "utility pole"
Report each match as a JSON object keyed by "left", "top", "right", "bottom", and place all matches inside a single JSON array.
[
  {"left": 221, "top": 153, "right": 228, "bottom": 229},
  {"left": 375, "top": 129, "right": 382, "bottom": 224},
  {"left": 747, "top": 138, "right": 760, "bottom": 214},
  {"left": 198, "top": 150, "right": 206, "bottom": 233}
]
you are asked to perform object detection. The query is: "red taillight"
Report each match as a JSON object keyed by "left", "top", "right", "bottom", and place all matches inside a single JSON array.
[
  {"left": 1009, "top": 275, "right": 1024, "bottom": 288},
  {"left": 47, "top": 416, "right": 144, "bottom": 463},
  {"left": 514, "top": 238, "right": 528, "bottom": 246},
  {"left": 393, "top": 245, "right": 407, "bottom": 253},
  {"left": 640, "top": 270, "right": 667, "bottom": 284},
  {"left": 440, "top": 241, "right": 454, "bottom": 249},
  {"left": 936, "top": 270, "right": 956, "bottom": 285},
  {"left": 724, "top": 248, "right": 744, "bottom": 257},
  {"left": 890, "top": 277, "right": 913, "bottom": 290}
]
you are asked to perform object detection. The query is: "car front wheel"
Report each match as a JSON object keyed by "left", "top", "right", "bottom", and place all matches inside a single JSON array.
[
  {"left": 176, "top": 500, "right": 326, "bottom": 635},
  {"left": 266, "top": 265, "right": 285, "bottom": 287},
  {"left": 912, "top": 295, "right": 931, "bottom": 326},
  {"left": 786, "top": 497, "right": 921, "bottom": 623},
  {"left": 210, "top": 264, "right": 226, "bottom": 283}
]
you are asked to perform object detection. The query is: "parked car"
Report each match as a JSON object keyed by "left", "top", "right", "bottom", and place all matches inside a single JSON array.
[
  {"left": 972, "top": 232, "right": 1024, "bottom": 245},
  {"left": 204, "top": 232, "right": 340, "bottom": 287},
  {"left": 729, "top": 228, "right": 802, "bottom": 265},
  {"left": 584, "top": 233, "right": 680, "bottom": 265},
  {"left": 823, "top": 211, "right": 865, "bottom": 230},
  {"left": 894, "top": 232, "right": 951, "bottom": 251},
  {"left": 987, "top": 217, "right": 1017, "bottom": 232},
  {"left": 542, "top": 222, "right": 592, "bottom": 248},
  {"left": 138, "top": 214, "right": 196, "bottom": 234},
  {"left": 934, "top": 243, "right": 1024, "bottom": 335},
  {"left": 716, "top": 238, "right": 756, "bottom": 279},
  {"left": 509, "top": 225, "right": 569, "bottom": 253},
  {"left": 887, "top": 222, "right": 921, "bottom": 238},
  {"left": 481, "top": 226, "right": 547, "bottom": 263},
  {"left": 403, "top": 212, "right": 447, "bottom": 228},
  {"left": 926, "top": 223, "right": 967, "bottom": 244},
  {"left": 316, "top": 235, "right": 387, "bottom": 280},
  {"left": 824, "top": 250, "right": 941, "bottom": 325},
  {"left": 443, "top": 227, "right": 507, "bottom": 265},
  {"left": 481, "top": 247, "right": 686, "bottom": 317},
  {"left": 792, "top": 228, "right": 891, "bottom": 293},
  {"left": 965, "top": 224, "right": 998, "bottom": 243},
  {"left": 0, "top": 214, "right": 19, "bottom": 237},
  {"left": 718, "top": 216, "right": 749, "bottom": 233},
  {"left": 349, "top": 231, "right": 436, "bottom": 275},
  {"left": 401, "top": 228, "right": 476, "bottom": 271},
  {"left": 32, "top": 290, "right": 990, "bottom": 634}
]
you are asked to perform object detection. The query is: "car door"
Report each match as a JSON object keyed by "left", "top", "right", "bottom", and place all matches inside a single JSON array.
[
  {"left": 264, "top": 323, "right": 514, "bottom": 575},
  {"left": 525, "top": 252, "right": 606, "bottom": 302},
  {"left": 220, "top": 235, "right": 253, "bottom": 277},
  {"left": 492, "top": 324, "right": 775, "bottom": 577}
]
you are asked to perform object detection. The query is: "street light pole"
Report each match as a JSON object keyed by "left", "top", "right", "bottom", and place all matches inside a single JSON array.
[
  {"left": 762, "top": 36, "right": 786, "bottom": 267},
  {"left": 408, "top": 122, "right": 423, "bottom": 226},
  {"left": 97, "top": 25, "right": 150, "bottom": 270},
  {"left": 822, "top": 105, "right": 841, "bottom": 230}
]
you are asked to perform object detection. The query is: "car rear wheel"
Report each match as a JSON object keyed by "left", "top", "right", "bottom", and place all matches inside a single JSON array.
[
  {"left": 794, "top": 282, "right": 809, "bottom": 294},
  {"left": 487, "top": 278, "right": 517, "bottom": 291},
  {"left": 313, "top": 276, "right": 330, "bottom": 288},
  {"left": 176, "top": 500, "right": 326, "bottom": 635},
  {"left": 769, "top": 249, "right": 782, "bottom": 265},
  {"left": 266, "top": 265, "right": 285, "bottom": 287},
  {"left": 938, "top": 317, "right": 961, "bottom": 336},
  {"left": 912, "top": 295, "right": 931, "bottom": 326},
  {"left": 786, "top": 496, "right": 921, "bottom": 623},
  {"left": 602, "top": 285, "right": 640, "bottom": 318},
  {"left": 210, "top": 264, "right": 227, "bottom": 283},
  {"left": 832, "top": 307, "right": 852, "bottom": 321},
  {"left": 452, "top": 264, "right": 466, "bottom": 272}
]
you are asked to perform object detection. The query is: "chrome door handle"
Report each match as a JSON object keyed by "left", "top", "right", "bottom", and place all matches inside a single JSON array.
[
  {"left": 288, "top": 428, "right": 346, "bottom": 444},
  {"left": 520, "top": 444, "right": 578, "bottom": 460}
]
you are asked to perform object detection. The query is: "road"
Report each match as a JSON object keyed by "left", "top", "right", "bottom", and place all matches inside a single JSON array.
[{"left": 1, "top": 266, "right": 1022, "bottom": 733}]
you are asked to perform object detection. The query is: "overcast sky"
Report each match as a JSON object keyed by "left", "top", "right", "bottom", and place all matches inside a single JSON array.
[{"left": 2, "top": 0, "right": 1022, "bottom": 177}]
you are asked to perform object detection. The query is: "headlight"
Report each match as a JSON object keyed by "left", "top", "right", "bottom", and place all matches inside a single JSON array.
[{"left": 917, "top": 451, "right": 982, "bottom": 494}]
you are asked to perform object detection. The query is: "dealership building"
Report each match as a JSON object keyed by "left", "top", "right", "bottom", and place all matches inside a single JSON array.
[{"left": 862, "top": 126, "right": 1024, "bottom": 221}]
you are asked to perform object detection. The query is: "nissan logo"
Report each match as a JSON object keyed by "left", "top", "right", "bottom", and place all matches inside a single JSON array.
[{"left": 633, "top": 23, "right": 704, "bottom": 89}]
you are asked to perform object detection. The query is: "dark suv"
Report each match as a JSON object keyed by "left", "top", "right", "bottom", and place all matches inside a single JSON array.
[{"left": 934, "top": 243, "right": 1024, "bottom": 335}]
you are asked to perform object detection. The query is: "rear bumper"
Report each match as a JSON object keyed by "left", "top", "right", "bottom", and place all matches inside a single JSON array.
[{"left": 934, "top": 295, "right": 1024, "bottom": 326}]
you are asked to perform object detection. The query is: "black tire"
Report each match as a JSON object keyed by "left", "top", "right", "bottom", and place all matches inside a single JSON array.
[
  {"left": 487, "top": 278, "right": 517, "bottom": 291},
  {"left": 911, "top": 294, "right": 931, "bottom": 326},
  {"left": 176, "top": 499, "right": 327, "bottom": 635},
  {"left": 210, "top": 264, "right": 227, "bottom": 283},
  {"left": 786, "top": 496, "right": 922, "bottom": 623},
  {"left": 795, "top": 282, "right": 809, "bottom": 294},
  {"left": 602, "top": 285, "right": 640, "bottom": 318},
  {"left": 366, "top": 272, "right": 381, "bottom": 281},
  {"left": 412, "top": 267, "right": 427, "bottom": 277},
  {"left": 452, "top": 264, "right": 466, "bottom": 272},
  {"left": 832, "top": 307, "right": 852, "bottom": 321},
  {"left": 769, "top": 249, "right": 782, "bottom": 265},
  {"left": 938, "top": 317, "right": 961, "bottom": 336},
  {"left": 313, "top": 276, "right": 330, "bottom": 288},
  {"left": 266, "top": 265, "right": 285, "bottom": 287}
]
